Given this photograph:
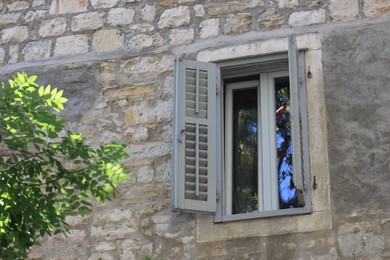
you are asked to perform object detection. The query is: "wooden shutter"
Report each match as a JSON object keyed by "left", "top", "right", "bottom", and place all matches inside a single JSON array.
[
  {"left": 288, "top": 35, "right": 304, "bottom": 192},
  {"left": 173, "top": 59, "right": 217, "bottom": 213}
]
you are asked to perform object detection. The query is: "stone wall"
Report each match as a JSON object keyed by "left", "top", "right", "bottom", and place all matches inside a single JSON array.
[{"left": 0, "top": 0, "right": 389, "bottom": 259}]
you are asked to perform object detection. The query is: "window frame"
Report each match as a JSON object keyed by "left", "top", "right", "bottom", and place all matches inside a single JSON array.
[
  {"left": 215, "top": 50, "right": 312, "bottom": 223},
  {"left": 172, "top": 36, "right": 313, "bottom": 223}
]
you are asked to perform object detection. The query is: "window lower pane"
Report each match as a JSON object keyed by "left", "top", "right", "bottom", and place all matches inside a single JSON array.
[{"left": 232, "top": 88, "right": 258, "bottom": 214}]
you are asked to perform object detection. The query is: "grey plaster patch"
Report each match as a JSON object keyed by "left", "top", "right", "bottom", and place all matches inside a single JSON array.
[{"left": 322, "top": 21, "right": 390, "bottom": 217}]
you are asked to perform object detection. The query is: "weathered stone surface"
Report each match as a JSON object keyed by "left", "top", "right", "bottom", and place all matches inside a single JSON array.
[
  {"left": 140, "top": 5, "right": 156, "bottom": 22},
  {"left": 91, "top": 0, "right": 119, "bottom": 9},
  {"left": 278, "top": 0, "right": 299, "bottom": 9},
  {"left": 0, "top": 26, "right": 28, "bottom": 44},
  {"left": 0, "top": 48, "right": 5, "bottom": 64},
  {"left": 157, "top": 6, "right": 190, "bottom": 29},
  {"left": 169, "top": 29, "right": 194, "bottom": 46},
  {"left": 199, "top": 18, "right": 219, "bottom": 38},
  {"left": 208, "top": 0, "right": 265, "bottom": 15},
  {"left": 7, "top": 1, "right": 29, "bottom": 12},
  {"left": 71, "top": 12, "right": 105, "bottom": 32},
  {"left": 0, "top": 13, "right": 21, "bottom": 28},
  {"left": 136, "top": 166, "right": 154, "bottom": 183},
  {"left": 128, "top": 33, "right": 164, "bottom": 51},
  {"left": 22, "top": 40, "right": 52, "bottom": 61},
  {"left": 54, "top": 35, "right": 89, "bottom": 56},
  {"left": 8, "top": 45, "right": 18, "bottom": 64},
  {"left": 223, "top": 13, "right": 251, "bottom": 34},
  {"left": 329, "top": 0, "right": 358, "bottom": 21},
  {"left": 337, "top": 223, "right": 384, "bottom": 258},
  {"left": 107, "top": 8, "right": 135, "bottom": 26},
  {"left": 363, "top": 0, "right": 390, "bottom": 17},
  {"left": 39, "top": 18, "right": 67, "bottom": 38},
  {"left": 257, "top": 9, "right": 285, "bottom": 30},
  {"left": 24, "top": 10, "right": 46, "bottom": 23},
  {"left": 32, "top": 0, "right": 45, "bottom": 8},
  {"left": 194, "top": 4, "right": 205, "bottom": 17},
  {"left": 89, "top": 252, "right": 114, "bottom": 260},
  {"left": 93, "top": 29, "right": 124, "bottom": 52},
  {"left": 289, "top": 9, "right": 326, "bottom": 27},
  {"left": 49, "top": 0, "right": 88, "bottom": 14},
  {"left": 323, "top": 22, "right": 390, "bottom": 216}
]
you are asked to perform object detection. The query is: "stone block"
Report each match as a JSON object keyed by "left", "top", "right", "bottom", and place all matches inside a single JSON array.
[
  {"left": 91, "top": 0, "right": 120, "bottom": 9},
  {"left": 103, "top": 85, "right": 155, "bottom": 97},
  {"left": 278, "top": 0, "right": 299, "bottom": 9},
  {"left": 160, "top": 0, "right": 173, "bottom": 5},
  {"left": 363, "top": 0, "right": 390, "bottom": 17},
  {"left": 194, "top": 4, "right": 205, "bottom": 17},
  {"left": 0, "top": 26, "right": 28, "bottom": 44},
  {"left": 257, "top": 9, "right": 285, "bottom": 30},
  {"left": 134, "top": 127, "right": 149, "bottom": 142},
  {"left": 107, "top": 8, "right": 135, "bottom": 26},
  {"left": 24, "top": 10, "right": 46, "bottom": 23},
  {"left": 208, "top": 0, "right": 265, "bottom": 15},
  {"left": 32, "top": 0, "right": 45, "bottom": 8},
  {"left": 7, "top": 1, "right": 29, "bottom": 12},
  {"left": 93, "top": 29, "right": 124, "bottom": 52},
  {"left": 22, "top": 40, "right": 51, "bottom": 61},
  {"left": 71, "top": 12, "right": 105, "bottom": 32},
  {"left": 199, "top": 18, "right": 219, "bottom": 39},
  {"left": 8, "top": 45, "right": 18, "bottom": 64},
  {"left": 157, "top": 6, "right": 190, "bottom": 29},
  {"left": 95, "top": 241, "right": 116, "bottom": 251},
  {"left": 129, "top": 23, "right": 155, "bottom": 33},
  {"left": 169, "top": 28, "right": 194, "bottom": 46},
  {"left": 140, "top": 5, "right": 156, "bottom": 22},
  {"left": 223, "top": 13, "right": 251, "bottom": 35},
  {"left": 54, "top": 35, "right": 89, "bottom": 57},
  {"left": 136, "top": 166, "right": 154, "bottom": 183},
  {"left": 39, "top": 17, "right": 67, "bottom": 38},
  {"left": 329, "top": 0, "right": 358, "bottom": 21},
  {"left": 289, "top": 9, "right": 326, "bottom": 27},
  {"left": 49, "top": 0, "right": 88, "bottom": 14},
  {"left": 0, "top": 13, "right": 21, "bottom": 28},
  {"left": 128, "top": 33, "right": 164, "bottom": 51}
]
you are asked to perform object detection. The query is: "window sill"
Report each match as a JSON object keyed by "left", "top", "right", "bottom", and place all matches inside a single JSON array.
[
  {"left": 196, "top": 209, "right": 332, "bottom": 243},
  {"left": 217, "top": 206, "right": 312, "bottom": 223}
]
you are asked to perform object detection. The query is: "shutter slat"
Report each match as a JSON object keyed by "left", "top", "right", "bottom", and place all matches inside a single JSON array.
[{"left": 173, "top": 59, "right": 217, "bottom": 213}]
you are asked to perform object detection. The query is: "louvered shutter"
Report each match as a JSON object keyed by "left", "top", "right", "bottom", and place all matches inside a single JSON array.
[
  {"left": 173, "top": 59, "right": 217, "bottom": 213},
  {"left": 288, "top": 35, "right": 304, "bottom": 192}
]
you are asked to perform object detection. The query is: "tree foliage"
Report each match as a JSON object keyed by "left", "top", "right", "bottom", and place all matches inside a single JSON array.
[{"left": 0, "top": 73, "right": 129, "bottom": 259}]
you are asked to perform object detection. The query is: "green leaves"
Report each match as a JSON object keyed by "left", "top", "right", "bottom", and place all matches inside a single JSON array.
[{"left": 0, "top": 73, "right": 129, "bottom": 259}]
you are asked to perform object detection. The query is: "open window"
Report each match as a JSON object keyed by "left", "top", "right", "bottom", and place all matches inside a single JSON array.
[{"left": 173, "top": 36, "right": 311, "bottom": 221}]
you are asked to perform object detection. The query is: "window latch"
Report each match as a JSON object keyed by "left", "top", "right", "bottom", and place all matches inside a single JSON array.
[{"left": 178, "top": 129, "right": 186, "bottom": 143}]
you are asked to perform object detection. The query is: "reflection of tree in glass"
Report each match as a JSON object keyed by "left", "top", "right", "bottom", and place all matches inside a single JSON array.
[
  {"left": 275, "top": 77, "right": 299, "bottom": 209},
  {"left": 233, "top": 88, "right": 258, "bottom": 214}
]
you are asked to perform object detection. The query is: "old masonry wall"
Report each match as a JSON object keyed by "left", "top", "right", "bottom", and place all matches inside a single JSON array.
[{"left": 1, "top": 0, "right": 390, "bottom": 259}]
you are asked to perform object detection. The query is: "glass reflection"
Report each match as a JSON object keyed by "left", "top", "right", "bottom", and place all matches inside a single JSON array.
[
  {"left": 232, "top": 88, "right": 258, "bottom": 214},
  {"left": 274, "top": 77, "right": 299, "bottom": 209}
]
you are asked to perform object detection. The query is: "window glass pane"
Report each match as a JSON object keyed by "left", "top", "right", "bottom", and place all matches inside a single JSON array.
[
  {"left": 274, "top": 77, "right": 300, "bottom": 209},
  {"left": 232, "top": 88, "right": 258, "bottom": 214}
]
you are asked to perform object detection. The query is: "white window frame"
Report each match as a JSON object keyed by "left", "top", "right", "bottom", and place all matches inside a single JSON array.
[{"left": 215, "top": 53, "right": 311, "bottom": 222}]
